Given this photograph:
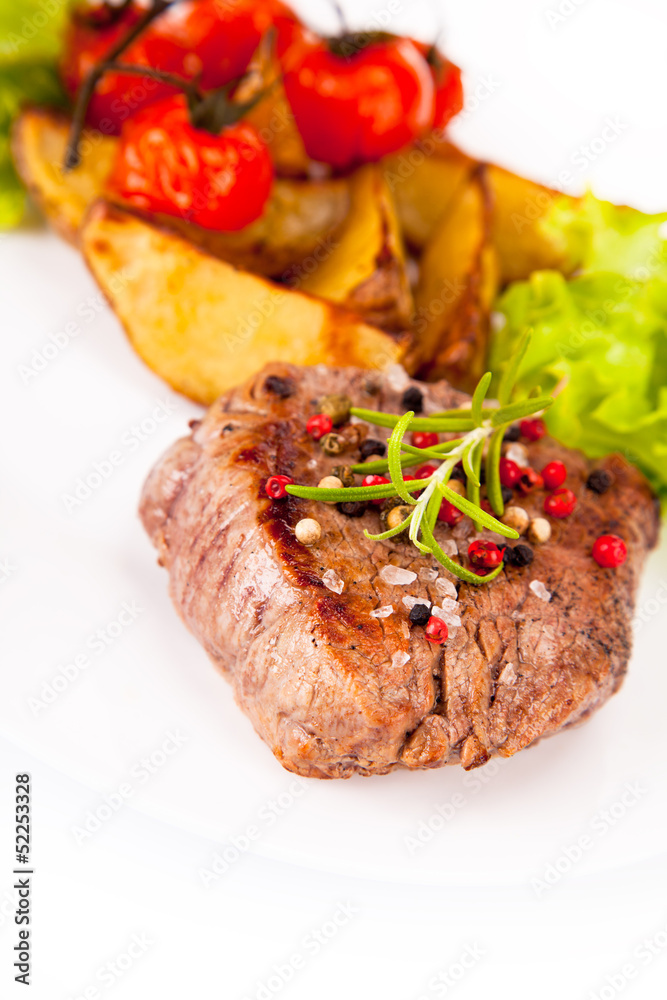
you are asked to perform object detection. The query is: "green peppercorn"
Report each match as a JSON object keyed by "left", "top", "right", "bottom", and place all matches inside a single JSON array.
[
  {"left": 320, "top": 432, "right": 346, "bottom": 456},
  {"left": 318, "top": 393, "right": 352, "bottom": 426},
  {"left": 331, "top": 465, "right": 356, "bottom": 488}
]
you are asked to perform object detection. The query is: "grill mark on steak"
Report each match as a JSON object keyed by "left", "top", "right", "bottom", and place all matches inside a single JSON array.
[{"left": 140, "top": 363, "right": 660, "bottom": 778}]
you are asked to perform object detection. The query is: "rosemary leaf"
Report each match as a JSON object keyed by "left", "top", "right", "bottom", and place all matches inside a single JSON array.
[
  {"left": 350, "top": 407, "right": 475, "bottom": 433},
  {"left": 364, "top": 509, "right": 414, "bottom": 541},
  {"left": 471, "top": 372, "right": 492, "bottom": 426},
  {"left": 490, "top": 396, "right": 553, "bottom": 427},
  {"left": 420, "top": 517, "right": 505, "bottom": 586},
  {"left": 439, "top": 483, "right": 518, "bottom": 538},
  {"left": 387, "top": 411, "right": 417, "bottom": 504},
  {"left": 497, "top": 330, "right": 532, "bottom": 405},
  {"left": 485, "top": 426, "right": 506, "bottom": 516}
]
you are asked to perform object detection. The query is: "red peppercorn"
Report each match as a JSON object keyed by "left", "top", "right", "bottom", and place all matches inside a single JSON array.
[
  {"left": 437, "top": 498, "right": 464, "bottom": 526},
  {"left": 468, "top": 540, "right": 503, "bottom": 569},
  {"left": 520, "top": 418, "right": 547, "bottom": 441},
  {"left": 542, "top": 460, "right": 567, "bottom": 490},
  {"left": 306, "top": 414, "right": 333, "bottom": 440},
  {"left": 414, "top": 463, "right": 438, "bottom": 480},
  {"left": 499, "top": 457, "right": 523, "bottom": 488},
  {"left": 544, "top": 487, "right": 577, "bottom": 518},
  {"left": 425, "top": 616, "right": 449, "bottom": 644},
  {"left": 592, "top": 534, "right": 627, "bottom": 568},
  {"left": 265, "top": 475, "right": 293, "bottom": 499},
  {"left": 411, "top": 431, "right": 439, "bottom": 449},
  {"left": 517, "top": 467, "right": 544, "bottom": 496},
  {"left": 362, "top": 474, "right": 391, "bottom": 504}
]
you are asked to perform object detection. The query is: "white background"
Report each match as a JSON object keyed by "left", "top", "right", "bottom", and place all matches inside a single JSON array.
[{"left": 2, "top": 1, "right": 667, "bottom": 998}]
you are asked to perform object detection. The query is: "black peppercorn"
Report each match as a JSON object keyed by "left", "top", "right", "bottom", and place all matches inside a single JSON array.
[
  {"left": 503, "top": 425, "right": 521, "bottom": 442},
  {"left": 501, "top": 486, "right": 513, "bottom": 505},
  {"left": 502, "top": 543, "right": 534, "bottom": 567},
  {"left": 360, "top": 438, "right": 386, "bottom": 460},
  {"left": 586, "top": 469, "right": 612, "bottom": 494},
  {"left": 409, "top": 603, "right": 431, "bottom": 626},
  {"left": 450, "top": 464, "right": 466, "bottom": 482},
  {"left": 264, "top": 375, "right": 294, "bottom": 398},
  {"left": 401, "top": 386, "right": 424, "bottom": 413},
  {"left": 337, "top": 501, "right": 367, "bottom": 518}
]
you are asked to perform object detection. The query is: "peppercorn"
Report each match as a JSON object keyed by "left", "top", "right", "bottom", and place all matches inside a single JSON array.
[
  {"left": 318, "top": 393, "right": 351, "bottom": 426},
  {"left": 360, "top": 438, "right": 386, "bottom": 460},
  {"left": 517, "top": 467, "right": 544, "bottom": 495},
  {"left": 542, "top": 461, "right": 567, "bottom": 491},
  {"left": 337, "top": 501, "right": 367, "bottom": 517},
  {"left": 468, "top": 540, "right": 503, "bottom": 569},
  {"left": 544, "top": 487, "right": 577, "bottom": 518},
  {"left": 306, "top": 414, "right": 333, "bottom": 440},
  {"left": 503, "top": 425, "right": 521, "bottom": 443},
  {"left": 409, "top": 603, "right": 431, "bottom": 626},
  {"left": 592, "top": 534, "right": 627, "bottom": 568},
  {"left": 362, "top": 474, "right": 390, "bottom": 504},
  {"left": 385, "top": 504, "right": 413, "bottom": 532},
  {"left": 502, "top": 506, "right": 530, "bottom": 534},
  {"left": 401, "top": 386, "right": 424, "bottom": 413},
  {"left": 265, "top": 475, "right": 293, "bottom": 499},
  {"left": 320, "top": 432, "right": 346, "bottom": 456},
  {"left": 264, "top": 374, "right": 294, "bottom": 398},
  {"left": 412, "top": 431, "right": 439, "bottom": 449},
  {"left": 425, "top": 616, "right": 449, "bottom": 644},
  {"left": 528, "top": 517, "right": 552, "bottom": 544},
  {"left": 520, "top": 418, "right": 547, "bottom": 441},
  {"left": 295, "top": 518, "right": 322, "bottom": 546},
  {"left": 318, "top": 475, "right": 343, "bottom": 490},
  {"left": 586, "top": 469, "right": 613, "bottom": 494},
  {"left": 331, "top": 465, "right": 356, "bottom": 488},
  {"left": 501, "top": 486, "right": 514, "bottom": 505},
  {"left": 450, "top": 464, "right": 466, "bottom": 482},
  {"left": 499, "top": 457, "right": 522, "bottom": 488},
  {"left": 502, "top": 544, "right": 534, "bottom": 567}
]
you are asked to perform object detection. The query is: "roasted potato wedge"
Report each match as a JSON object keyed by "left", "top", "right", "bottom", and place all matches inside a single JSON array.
[
  {"left": 11, "top": 106, "right": 350, "bottom": 277},
  {"left": 382, "top": 140, "right": 476, "bottom": 250},
  {"left": 409, "top": 168, "right": 498, "bottom": 391},
  {"left": 486, "top": 165, "right": 580, "bottom": 284},
  {"left": 81, "top": 201, "right": 408, "bottom": 405},
  {"left": 299, "top": 164, "right": 413, "bottom": 332},
  {"left": 11, "top": 105, "right": 117, "bottom": 245}
]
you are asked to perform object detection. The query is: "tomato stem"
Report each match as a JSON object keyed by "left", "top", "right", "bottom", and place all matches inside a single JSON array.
[{"left": 64, "top": 0, "right": 173, "bottom": 171}]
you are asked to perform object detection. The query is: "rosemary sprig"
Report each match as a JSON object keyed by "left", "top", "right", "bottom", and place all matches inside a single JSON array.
[{"left": 286, "top": 335, "right": 553, "bottom": 585}]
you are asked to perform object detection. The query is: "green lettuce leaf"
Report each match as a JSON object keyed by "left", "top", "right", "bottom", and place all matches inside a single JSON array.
[
  {"left": 492, "top": 263, "right": 667, "bottom": 498},
  {"left": 0, "top": 1, "right": 71, "bottom": 227}
]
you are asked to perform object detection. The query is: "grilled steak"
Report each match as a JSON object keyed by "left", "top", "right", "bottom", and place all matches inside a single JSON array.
[{"left": 140, "top": 363, "right": 660, "bottom": 778}]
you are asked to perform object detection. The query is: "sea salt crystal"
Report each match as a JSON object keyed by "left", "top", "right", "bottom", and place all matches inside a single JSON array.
[
  {"left": 505, "top": 443, "right": 529, "bottom": 467},
  {"left": 452, "top": 519, "right": 473, "bottom": 540},
  {"left": 402, "top": 596, "right": 431, "bottom": 611},
  {"left": 322, "top": 569, "right": 345, "bottom": 594},
  {"left": 498, "top": 662, "right": 517, "bottom": 685},
  {"left": 441, "top": 539, "right": 458, "bottom": 557},
  {"left": 418, "top": 567, "right": 439, "bottom": 582},
  {"left": 385, "top": 364, "right": 411, "bottom": 392},
  {"left": 530, "top": 579, "right": 552, "bottom": 602},
  {"left": 435, "top": 577, "right": 457, "bottom": 599},
  {"left": 370, "top": 605, "right": 394, "bottom": 619},
  {"left": 437, "top": 597, "right": 459, "bottom": 615},
  {"left": 307, "top": 458, "right": 318, "bottom": 469},
  {"left": 379, "top": 564, "right": 417, "bottom": 586},
  {"left": 432, "top": 605, "right": 462, "bottom": 628},
  {"left": 391, "top": 650, "right": 411, "bottom": 669}
]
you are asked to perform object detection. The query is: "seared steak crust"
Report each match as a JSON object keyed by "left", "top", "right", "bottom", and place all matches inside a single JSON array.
[{"left": 140, "top": 364, "right": 660, "bottom": 778}]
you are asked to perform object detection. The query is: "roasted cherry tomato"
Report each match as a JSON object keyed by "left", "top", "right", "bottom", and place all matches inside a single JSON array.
[
  {"left": 414, "top": 42, "right": 463, "bottom": 131},
  {"left": 108, "top": 95, "right": 273, "bottom": 231},
  {"left": 280, "top": 26, "right": 435, "bottom": 168},
  {"left": 62, "top": 0, "right": 295, "bottom": 134}
]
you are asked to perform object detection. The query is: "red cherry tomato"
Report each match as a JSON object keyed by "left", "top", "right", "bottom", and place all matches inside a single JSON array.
[
  {"left": 414, "top": 42, "right": 463, "bottom": 131},
  {"left": 592, "top": 534, "right": 627, "bottom": 568},
  {"left": 108, "top": 95, "right": 273, "bottom": 231},
  {"left": 280, "top": 27, "right": 435, "bottom": 168},
  {"left": 61, "top": 0, "right": 296, "bottom": 134}
]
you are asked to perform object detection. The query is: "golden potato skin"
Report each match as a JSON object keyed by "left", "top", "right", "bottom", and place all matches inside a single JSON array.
[{"left": 81, "top": 201, "right": 409, "bottom": 405}]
